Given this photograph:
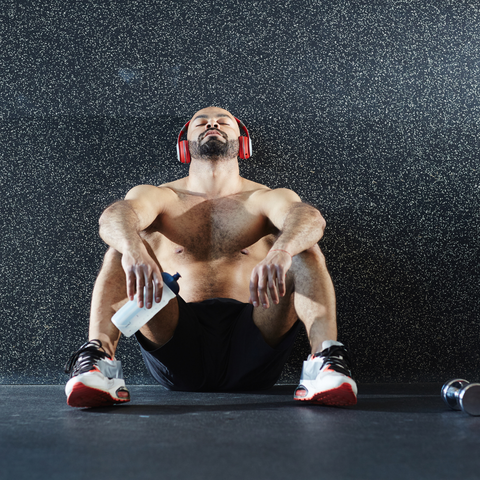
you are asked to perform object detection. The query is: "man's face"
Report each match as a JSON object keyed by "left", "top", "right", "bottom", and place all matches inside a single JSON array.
[{"left": 187, "top": 107, "right": 240, "bottom": 160}]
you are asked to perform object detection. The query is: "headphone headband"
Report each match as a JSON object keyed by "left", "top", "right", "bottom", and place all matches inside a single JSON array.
[{"left": 177, "top": 117, "right": 252, "bottom": 163}]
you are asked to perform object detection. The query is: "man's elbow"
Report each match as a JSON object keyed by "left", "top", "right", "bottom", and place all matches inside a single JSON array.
[
  {"left": 306, "top": 205, "right": 325, "bottom": 231},
  {"left": 98, "top": 201, "right": 126, "bottom": 235},
  {"left": 316, "top": 210, "right": 326, "bottom": 233},
  {"left": 98, "top": 203, "right": 116, "bottom": 229},
  {"left": 98, "top": 211, "right": 110, "bottom": 240}
]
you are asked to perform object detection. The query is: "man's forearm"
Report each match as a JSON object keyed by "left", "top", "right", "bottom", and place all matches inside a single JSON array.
[
  {"left": 98, "top": 201, "right": 144, "bottom": 253},
  {"left": 271, "top": 203, "right": 326, "bottom": 256}
]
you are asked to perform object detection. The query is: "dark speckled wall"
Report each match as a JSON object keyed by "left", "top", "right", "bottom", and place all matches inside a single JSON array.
[{"left": 1, "top": 0, "right": 479, "bottom": 385}]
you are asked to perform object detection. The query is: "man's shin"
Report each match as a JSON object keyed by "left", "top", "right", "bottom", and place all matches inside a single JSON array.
[
  {"left": 290, "top": 245, "right": 337, "bottom": 353},
  {"left": 88, "top": 248, "right": 127, "bottom": 358}
]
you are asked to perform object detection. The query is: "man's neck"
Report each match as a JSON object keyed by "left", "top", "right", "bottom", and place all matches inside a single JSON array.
[{"left": 186, "top": 157, "right": 243, "bottom": 198}]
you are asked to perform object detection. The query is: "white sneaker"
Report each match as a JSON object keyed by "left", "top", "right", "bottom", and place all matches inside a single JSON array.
[
  {"left": 294, "top": 340, "right": 357, "bottom": 406},
  {"left": 64, "top": 340, "right": 130, "bottom": 408}
]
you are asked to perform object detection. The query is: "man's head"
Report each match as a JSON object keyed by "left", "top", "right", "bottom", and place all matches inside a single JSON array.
[{"left": 187, "top": 106, "right": 241, "bottom": 161}]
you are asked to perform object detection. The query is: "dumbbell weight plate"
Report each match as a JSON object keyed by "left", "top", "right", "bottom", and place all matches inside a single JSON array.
[
  {"left": 442, "top": 379, "right": 469, "bottom": 410},
  {"left": 459, "top": 384, "right": 480, "bottom": 416}
]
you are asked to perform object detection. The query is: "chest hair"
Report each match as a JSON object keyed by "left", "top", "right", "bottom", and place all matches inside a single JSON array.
[{"left": 149, "top": 195, "right": 272, "bottom": 260}]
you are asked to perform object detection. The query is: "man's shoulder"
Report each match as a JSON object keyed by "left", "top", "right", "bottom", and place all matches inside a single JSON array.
[
  {"left": 157, "top": 177, "right": 188, "bottom": 190},
  {"left": 241, "top": 178, "right": 271, "bottom": 194},
  {"left": 125, "top": 182, "right": 181, "bottom": 202},
  {"left": 247, "top": 183, "right": 300, "bottom": 202},
  {"left": 243, "top": 183, "right": 302, "bottom": 217}
]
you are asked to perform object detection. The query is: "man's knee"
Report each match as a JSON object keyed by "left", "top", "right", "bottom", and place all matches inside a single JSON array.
[
  {"left": 291, "top": 244, "right": 326, "bottom": 273},
  {"left": 97, "top": 247, "right": 124, "bottom": 280},
  {"left": 103, "top": 247, "right": 122, "bottom": 266}
]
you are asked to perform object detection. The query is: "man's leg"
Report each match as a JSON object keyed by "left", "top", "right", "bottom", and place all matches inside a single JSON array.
[
  {"left": 89, "top": 247, "right": 180, "bottom": 357},
  {"left": 252, "top": 245, "right": 336, "bottom": 351},
  {"left": 65, "top": 246, "right": 179, "bottom": 407},
  {"left": 252, "top": 244, "right": 357, "bottom": 406}
]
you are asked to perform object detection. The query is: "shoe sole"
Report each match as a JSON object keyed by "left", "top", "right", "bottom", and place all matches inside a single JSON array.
[
  {"left": 294, "top": 382, "right": 357, "bottom": 406},
  {"left": 67, "top": 381, "right": 130, "bottom": 408}
]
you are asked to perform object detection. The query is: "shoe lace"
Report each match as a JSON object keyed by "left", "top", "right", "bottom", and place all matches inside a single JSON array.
[
  {"left": 313, "top": 345, "right": 353, "bottom": 377},
  {"left": 64, "top": 339, "right": 110, "bottom": 377}
]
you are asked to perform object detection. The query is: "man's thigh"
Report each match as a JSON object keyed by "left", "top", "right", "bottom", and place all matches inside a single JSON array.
[{"left": 137, "top": 296, "right": 180, "bottom": 349}]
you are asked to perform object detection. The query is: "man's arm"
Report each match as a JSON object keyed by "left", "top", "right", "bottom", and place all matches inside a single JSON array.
[
  {"left": 249, "top": 188, "right": 326, "bottom": 308},
  {"left": 99, "top": 184, "right": 173, "bottom": 308}
]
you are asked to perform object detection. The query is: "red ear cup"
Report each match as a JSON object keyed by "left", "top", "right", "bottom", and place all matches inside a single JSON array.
[
  {"left": 238, "top": 136, "right": 250, "bottom": 159},
  {"left": 235, "top": 117, "right": 252, "bottom": 159},
  {"left": 177, "top": 140, "right": 191, "bottom": 164},
  {"left": 177, "top": 121, "right": 191, "bottom": 163}
]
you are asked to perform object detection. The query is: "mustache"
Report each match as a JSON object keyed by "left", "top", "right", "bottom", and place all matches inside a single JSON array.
[{"left": 199, "top": 128, "right": 227, "bottom": 141}]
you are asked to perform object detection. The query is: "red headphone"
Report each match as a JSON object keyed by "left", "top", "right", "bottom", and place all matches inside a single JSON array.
[{"left": 176, "top": 117, "right": 252, "bottom": 164}]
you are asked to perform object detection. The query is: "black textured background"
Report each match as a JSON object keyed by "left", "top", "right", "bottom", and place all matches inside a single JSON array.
[{"left": 1, "top": 0, "right": 479, "bottom": 384}]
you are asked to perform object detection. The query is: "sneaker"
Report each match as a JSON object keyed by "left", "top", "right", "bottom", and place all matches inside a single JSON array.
[
  {"left": 294, "top": 340, "right": 357, "bottom": 406},
  {"left": 64, "top": 339, "right": 130, "bottom": 408}
]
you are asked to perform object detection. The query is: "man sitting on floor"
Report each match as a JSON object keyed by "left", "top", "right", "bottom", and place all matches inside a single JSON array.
[{"left": 65, "top": 106, "right": 357, "bottom": 407}]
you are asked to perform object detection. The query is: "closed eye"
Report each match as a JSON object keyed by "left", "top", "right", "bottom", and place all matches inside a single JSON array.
[{"left": 196, "top": 122, "right": 230, "bottom": 127}]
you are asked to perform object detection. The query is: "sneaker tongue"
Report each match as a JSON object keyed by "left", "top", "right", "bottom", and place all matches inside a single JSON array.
[{"left": 322, "top": 340, "right": 344, "bottom": 350}]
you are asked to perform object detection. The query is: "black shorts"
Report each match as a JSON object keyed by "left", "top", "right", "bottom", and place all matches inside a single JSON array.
[{"left": 135, "top": 296, "right": 301, "bottom": 392}]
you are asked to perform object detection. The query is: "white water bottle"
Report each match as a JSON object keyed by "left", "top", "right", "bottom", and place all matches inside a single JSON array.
[{"left": 112, "top": 272, "right": 181, "bottom": 337}]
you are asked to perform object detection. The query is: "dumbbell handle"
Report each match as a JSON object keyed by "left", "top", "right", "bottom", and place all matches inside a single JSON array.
[{"left": 442, "top": 379, "right": 469, "bottom": 411}]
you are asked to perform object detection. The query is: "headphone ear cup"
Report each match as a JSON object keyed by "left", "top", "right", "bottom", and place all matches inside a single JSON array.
[
  {"left": 177, "top": 140, "right": 191, "bottom": 164},
  {"left": 238, "top": 136, "right": 250, "bottom": 159}
]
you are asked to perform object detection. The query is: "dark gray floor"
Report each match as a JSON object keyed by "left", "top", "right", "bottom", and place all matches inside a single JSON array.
[{"left": 0, "top": 384, "right": 478, "bottom": 480}]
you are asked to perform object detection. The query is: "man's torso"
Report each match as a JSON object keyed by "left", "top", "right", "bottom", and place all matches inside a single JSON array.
[{"left": 140, "top": 178, "right": 277, "bottom": 303}]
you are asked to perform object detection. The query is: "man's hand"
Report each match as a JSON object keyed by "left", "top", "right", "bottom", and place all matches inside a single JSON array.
[
  {"left": 249, "top": 249, "right": 293, "bottom": 308},
  {"left": 121, "top": 243, "right": 163, "bottom": 309}
]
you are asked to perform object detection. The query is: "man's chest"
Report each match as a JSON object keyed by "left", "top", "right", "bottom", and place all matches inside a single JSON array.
[{"left": 146, "top": 196, "right": 274, "bottom": 257}]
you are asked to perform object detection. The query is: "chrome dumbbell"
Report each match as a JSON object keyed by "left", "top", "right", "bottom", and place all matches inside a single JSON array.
[{"left": 442, "top": 379, "right": 480, "bottom": 416}]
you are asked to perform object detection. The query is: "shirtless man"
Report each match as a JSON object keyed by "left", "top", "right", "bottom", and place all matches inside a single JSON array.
[{"left": 64, "top": 106, "right": 357, "bottom": 408}]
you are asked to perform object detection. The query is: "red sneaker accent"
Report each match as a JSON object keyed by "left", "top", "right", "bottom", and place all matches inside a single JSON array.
[
  {"left": 294, "top": 387, "right": 308, "bottom": 398},
  {"left": 67, "top": 382, "right": 130, "bottom": 408},
  {"left": 323, "top": 366, "right": 338, "bottom": 374},
  {"left": 294, "top": 383, "right": 357, "bottom": 406},
  {"left": 117, "top": 389, "right": 130, "bottom": 399}
]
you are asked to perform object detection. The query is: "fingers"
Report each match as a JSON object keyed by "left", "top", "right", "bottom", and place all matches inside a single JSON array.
[
  {"left": 249, "top": 270, "right": 260, "bottom": 308},
  {"left": 256, "top": 265, "right": 270, "bottom": 308},
  {"left": 267, "top": 265, "right": 279, "bottom": 306},
  {"left": 125, "top": 269, "right": 137, "bottom": 302},
  {"left": 250, "top": 253, "right": 289, "bottom": 308},
  {"left": 122, "top": 254, "right": 163, "bottom": 309},
  {"left": 153, "top": 272, "right": 163, "bottom": 304},
  {"left": 143, "top": 270, "right": 154, "bottom": 309},
  {"left": 250, "top": 265, "right": 283, "bottom": 309},
  {"left": 267, "top": 264, "right": 287, "bottom": 305},
  {"left": 250, "top": 266, "right": 265, "bottom": 307},
  {"left": 276, "top": 264, "right": 286, "bottom": 297},
  {"left": 139, "top": 265, "right": 163, "bottom": 308},
  {"left": 135, "top": 267, "right": 146, "bottom": 308}
]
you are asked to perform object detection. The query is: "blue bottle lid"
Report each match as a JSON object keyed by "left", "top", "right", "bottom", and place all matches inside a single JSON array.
[{"left": 161, "top": 272, "right": 181, "bottom": 295}]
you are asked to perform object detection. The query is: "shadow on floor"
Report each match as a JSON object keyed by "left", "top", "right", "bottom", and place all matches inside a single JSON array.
[{"left": 77, "top": 383, "right": 451, "bottom": 416}]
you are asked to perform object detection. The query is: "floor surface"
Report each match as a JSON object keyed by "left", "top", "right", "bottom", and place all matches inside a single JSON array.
[{"left": 0, "top": 384, "right": 478, "bottom": 480}]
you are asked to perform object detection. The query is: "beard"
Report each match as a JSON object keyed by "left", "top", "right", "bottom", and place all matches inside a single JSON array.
[{"left": 189, "top": 137, "right": 239, "bottom": 160}]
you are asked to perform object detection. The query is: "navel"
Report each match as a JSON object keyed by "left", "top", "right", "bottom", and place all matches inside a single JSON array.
[
  {"left": 241, "top": 249, "right": 249, "bottom": 255},
  {"left": 175, "top": 247, "right": 184, "bottom": 254}
]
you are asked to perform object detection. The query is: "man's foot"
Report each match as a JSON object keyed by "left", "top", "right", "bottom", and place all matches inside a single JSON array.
[
  {"left": 294, "top": 340, "right": 357, "bottom": 406},
  {"left": 64, "top": 339, "right": 130, "bottom": 408}
]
